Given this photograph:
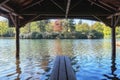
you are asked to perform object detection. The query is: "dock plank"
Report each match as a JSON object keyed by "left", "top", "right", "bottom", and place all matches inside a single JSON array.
[
  {"left": 59, "top": 56, "right": 67, "bottom": 80},
  {"left": 49, "top": 56, "right": 60, "bottom": 80},
  {"left": 65, "top": 56, "right": 76, "bottom": 80},
  {"left": 50, "top": 56, "right": 76, "bottom": 80}
]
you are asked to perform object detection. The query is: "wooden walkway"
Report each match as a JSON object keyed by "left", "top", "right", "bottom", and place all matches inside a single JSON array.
[{"left": 50, "top": 56, "right": 76, "bottom": 80}]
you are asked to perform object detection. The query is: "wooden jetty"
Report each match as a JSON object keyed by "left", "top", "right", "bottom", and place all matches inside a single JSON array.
[{"left": 50, "top": 56, "right": 76, "bottom": 80}]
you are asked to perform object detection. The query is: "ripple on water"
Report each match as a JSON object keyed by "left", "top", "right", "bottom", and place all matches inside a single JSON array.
[{"left": 1, "top": 39, "right": 120, "bottom": 80}]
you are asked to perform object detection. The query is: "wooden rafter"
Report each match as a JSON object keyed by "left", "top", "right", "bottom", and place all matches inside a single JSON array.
[
  {"left": 107, "top": 12, "right": 120, "bottom": 19},
  {"left": 70, "top": 0, "right": 83, "bottom": 10},
  {"left": 65, "top": 0, "right": 71, "bottom": 18},
  {"left": 98, "top": 0, "right": 116, "bottom": 11},
  {"left": 0, "top": 0, "right": 9, "bottom": 6},
  {"left": 0, "top": 4, "right": 24, "bottom": 19},
  {"left": 88, "top": 0, "right": 113, "bottom": 12},
  {"left": 22, "top": 14, "right": 41, "bottom": 26},
  {"left": 114, "top": 16, "right": 120, "bottom": 27},
  {"left": 22, "top": 0, "right": 44, "bottom": 11},
  {"left": 92, "top": 15, "right": 102, "bottom": 22},
  {"left": 50, "top": 0, "right": 65, "bottom": 12},
  {"left": 9, "top": 13, "right": 17, "bottom": 27}
]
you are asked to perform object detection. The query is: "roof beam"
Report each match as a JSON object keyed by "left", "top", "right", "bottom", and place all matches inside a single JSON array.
[
  {"left": 22, "top": 0, "right": 44, "bottom": 11},
  {"left": 0, "top": 0, "right": 9, "bottom": 6},
  {"left": 0, "top": 5, "right": 24, "bottom": 19},
  {"left": 107, "top": 12, "right": 120, "bottom": 19},
  {"left": 65, "top": 0, "right": 71, "bottom": 18},
  {"left": 50, "top": 0, "right": 65, "bottom": 12},
  {"left": 92, "top": 15, "right": 102, "bottom": 21},
  {"left": 70, "top": 0, "right": 83, "bottom": 11},
  {"left": 98, "top": 0, "right": 116, "bottom": 11},
  {"left": 9, "top": 13, "right": 17, "bottom": 27},
  {"left": 22, "top": 14, "right": 41, "bottom": 26},
  {"left": 88, "top": 0, "right": 113, "bottom": 12}
]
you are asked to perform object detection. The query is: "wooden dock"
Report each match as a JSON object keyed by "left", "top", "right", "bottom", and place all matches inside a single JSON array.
[{"left": 50, "top": 56, "right": 76, "bottom": 80}]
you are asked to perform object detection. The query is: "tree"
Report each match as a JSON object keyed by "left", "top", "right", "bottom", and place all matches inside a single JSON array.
[
  {"left": 75, "top": 23, "right": 89, "bottom": 32},
  {"left": 68, "top": 19, "right": 75, "bottom": 32},
  {"left": 0, "top": 21, "right": 8, "bottom": 36},
  {"left": 91, "top": 22, "right": 104, "bottom": 33},
  {"left": 37, "top": 20, "right": 50, "bottom": 32},
  {"left": 45, "top": 21, "right": 53, "bottom": 32},
  {"left": 103, "top": 24, "right": 111, "bottom": 38}
]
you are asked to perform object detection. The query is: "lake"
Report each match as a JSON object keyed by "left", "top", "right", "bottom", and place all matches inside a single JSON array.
[{"left": 0, "top": 39, "right": 120, "bottom": 80}]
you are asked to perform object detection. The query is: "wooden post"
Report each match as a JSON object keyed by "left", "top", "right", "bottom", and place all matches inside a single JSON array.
[
  {"left": 15, "top": 16, "right": 20, "bottom": 58},
  {"left": 111, "top": 16, "right": 116, "bottom": 57}
]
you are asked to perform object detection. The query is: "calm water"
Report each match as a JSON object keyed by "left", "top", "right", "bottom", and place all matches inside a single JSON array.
[{"left": 0, "top": 39, "right": 120, "bottom": 80}]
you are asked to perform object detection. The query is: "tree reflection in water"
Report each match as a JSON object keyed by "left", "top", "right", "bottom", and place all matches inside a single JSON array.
[
  {"left": 104, "top": 53, "right": 120, "bottom": 80},
  {"left": 54, "top": 39, "right": 62, "bottom": 55}
]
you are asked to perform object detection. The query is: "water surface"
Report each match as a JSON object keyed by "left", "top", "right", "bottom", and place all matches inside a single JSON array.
[{"left": 0, "top": 39, "right": 120, "bottom": 80}]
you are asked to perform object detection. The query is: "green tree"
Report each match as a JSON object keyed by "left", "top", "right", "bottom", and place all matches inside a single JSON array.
[
  {"left": 45, "top": 21, "right": 53, "bottom": 32},
  {"left": 103, "top": 24, "right": 111, "bottom": 38},
  {"left": 68, "top": 19, "right": 75, "bottom": 32},
  {"left": 36, "top": 20, "right": 50, "bottom": 32},
  {"left": 91, "top": 22, "right": 104, "bottom": 33},
  {"left": 75, "top": 23, "right": 89, "bottom": 32},
  {"left": 0, "top": 21, "right": 8, "bottom": 36}
]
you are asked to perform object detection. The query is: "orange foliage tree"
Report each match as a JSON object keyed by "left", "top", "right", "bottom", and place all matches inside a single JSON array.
[{"left": 53, "top": 20, "right": 62, "bottom": 32}]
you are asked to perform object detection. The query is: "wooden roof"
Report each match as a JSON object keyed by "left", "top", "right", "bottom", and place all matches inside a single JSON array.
[{"left": 0, "top": 0, "right": 120, "bottom": 27}]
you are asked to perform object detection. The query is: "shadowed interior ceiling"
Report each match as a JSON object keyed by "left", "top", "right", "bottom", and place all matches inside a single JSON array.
[{"left": 0, "top": 0, "right": 120, "bottom": 27}]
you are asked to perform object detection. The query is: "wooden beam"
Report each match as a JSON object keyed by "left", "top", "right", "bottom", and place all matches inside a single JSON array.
[
  {"left": 65, "top": 0, "right": 71, "bottom": 18},
  {"left": 70, "top": 0, "right": 83, "bottom": 10},
  {"left": 22, "top": 0, "right": 44, "bottom": 11},
  {"left": 0, "top": 0, "right": 9, "bottom": 6},
  {"left": 114, "top": 16, "right": 120, "bottom": 27},
  {"left": 88, "top": 0, "right": 113, "bottom": 12},
  {"left": 98, "top": 0, "right": 116, "bottom": 11},
  {"left": 0, "top": 5, "right": 24, "bottom": 19},
  {"left": 107, "top": 12, "right": 120, "bottom": 19},
  {"left": 92, "top": 15, "right": 102, "bottom": 22},
  {"left": 111, "top": 16, "right": 116, "bottom": 57},
  {"left": 22, "top": 14, "right": 41, "bottom": 26},
  {"left": 50, "top": 0, "right": 65, "bottom": 12},
  {"left": 9, "top": 13, "right": 17, "bottom": 27},
  {"left": 15, "top": 16, "right": 20, "bottom": 58},
  {"left": 9, "top": 14, "right": 21, "bottom": 55}
]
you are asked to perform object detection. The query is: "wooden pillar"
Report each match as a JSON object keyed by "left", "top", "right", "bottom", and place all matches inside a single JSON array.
[
  {"left": 15, "top": 16, "right": 20, "bottom": 58},
  {"left": 111, "top": 16, "right": 116, "bottom": 57}
]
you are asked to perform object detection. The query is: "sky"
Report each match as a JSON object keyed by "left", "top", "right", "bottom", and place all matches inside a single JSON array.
[
  {"left": 74, "top": 19, "right": 96, "bottom": 26},
  {"left": 0, "top": 16, "right": 96, "bottom": 25},
  {"left": 0, "top": 16, "right": 7, "bottom": 21}
]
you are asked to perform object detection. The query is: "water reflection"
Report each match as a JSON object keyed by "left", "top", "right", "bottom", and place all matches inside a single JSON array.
[
  {"left": 15, "top": 58, "right": 21, "bottom": 80},
  {"left": 1, "top": 39, "right": 120, "bottom": 80},
  {"left": 104, "top": 53, "right": 120, "bottom": 80},
  {"left": 54, "top": 39, "right": 62, "bottom": 55}
]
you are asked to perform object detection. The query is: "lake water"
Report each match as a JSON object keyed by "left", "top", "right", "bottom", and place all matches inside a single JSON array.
[{"left": 0, "top": 39, "right": 120, "bottom": 80}]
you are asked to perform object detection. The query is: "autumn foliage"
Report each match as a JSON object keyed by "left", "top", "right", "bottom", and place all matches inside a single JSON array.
[{"left": 53, "top": 20, "right": 62, "bottom": 32}]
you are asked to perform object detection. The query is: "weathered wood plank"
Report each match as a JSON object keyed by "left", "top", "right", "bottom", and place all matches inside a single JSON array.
[
  {"left": 49, "top": 56, "right": 60, "bottom": 80},
  {"left": 59, "top": 56, "right": 67, "bottom": 80},
  {"left": 50, "top": 56, "right": 76, "bottom": 80},
  {"left": 65, "top": 56, "right": 76, "bottom": 80}
]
